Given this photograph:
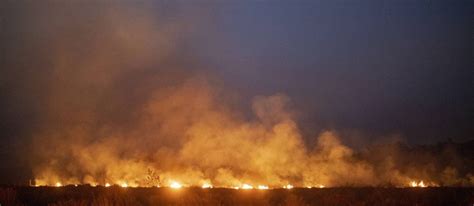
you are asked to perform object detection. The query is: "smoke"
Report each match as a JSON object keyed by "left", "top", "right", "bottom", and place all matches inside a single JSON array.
[
  {"left": 6, "top": 2, "right": 471, "bottom": 187},
  {"left": 33, "top": 75, "right": 474, "bottom": 187},
  {"left": 34, "top": 76, "right": 375, "bottom": 187}
]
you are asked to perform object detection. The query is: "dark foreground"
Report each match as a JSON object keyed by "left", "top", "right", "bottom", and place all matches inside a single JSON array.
[{"left": 0, "top": 186, "right": 473, "bottom": 206}]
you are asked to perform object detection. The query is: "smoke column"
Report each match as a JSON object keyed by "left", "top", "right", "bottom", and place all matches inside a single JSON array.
[{"left": 5, "top": 2, "right": 471, "bottom": 187}]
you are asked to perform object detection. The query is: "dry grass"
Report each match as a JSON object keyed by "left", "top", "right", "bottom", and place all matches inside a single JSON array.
[{"left": 0, "top": 186, "right": 472, "bottom": 206}]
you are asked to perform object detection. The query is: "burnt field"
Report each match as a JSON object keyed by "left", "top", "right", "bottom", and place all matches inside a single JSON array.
[{"left": 0, "top": 186, "right": 473, "bottom": 206}]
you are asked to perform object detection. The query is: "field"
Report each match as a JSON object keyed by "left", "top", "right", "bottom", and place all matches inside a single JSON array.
[{"left": 0, "top": 186, "right": 473, "bottom": 206}]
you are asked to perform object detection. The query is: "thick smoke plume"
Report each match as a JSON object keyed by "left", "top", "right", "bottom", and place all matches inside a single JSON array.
[{"left": 19, "top": 2, "right": 472, "bottom": 187}]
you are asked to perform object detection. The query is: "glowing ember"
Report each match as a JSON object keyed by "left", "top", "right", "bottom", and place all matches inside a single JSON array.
[
  {"left": 410, "top": 181, "right": 427, "bottom": 188},
  {"left": 201, "top": 183, "right": 213, "bottom": 188},
  {"left": 35, "top": 181, "right": 337, "bottom": 189},
  {"left": 257, "top": 185, "right": 269, "bottom": 190},
  {"left": 170, "top": 181, "right": 182, "bottom": 189},
  {"left": 241, "top": 184, "right": 253, "bottom": 189}
]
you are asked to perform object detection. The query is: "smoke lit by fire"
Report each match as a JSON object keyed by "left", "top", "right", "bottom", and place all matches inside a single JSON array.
[
  {"left": 32, "top": 82, "right": 468, "bottom": 188},
  {"left": 28, "top": 3, "right": 473, "bottom": 189}
]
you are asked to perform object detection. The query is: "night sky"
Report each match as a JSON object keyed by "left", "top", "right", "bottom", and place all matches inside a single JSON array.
[{"left": 1, "top": 1, "right": 473, "bottom": 184}]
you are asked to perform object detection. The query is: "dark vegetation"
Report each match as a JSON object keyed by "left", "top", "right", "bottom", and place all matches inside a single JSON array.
[{"left": 0, "top": 186, "right": 472, "bottom": 206}]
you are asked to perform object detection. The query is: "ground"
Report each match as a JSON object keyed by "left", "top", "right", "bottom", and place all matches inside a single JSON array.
[{"left": 0, "top": 186, "right": 473, "bottom": 206}]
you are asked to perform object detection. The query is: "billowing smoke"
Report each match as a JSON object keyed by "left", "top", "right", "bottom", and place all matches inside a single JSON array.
[{"left": 15, "top": 2, "right": 472, "bottom": 187}]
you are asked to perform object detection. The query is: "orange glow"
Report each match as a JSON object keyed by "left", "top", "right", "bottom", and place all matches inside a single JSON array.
[
  {"left": 410, "top": 181, "right": 427, "bottom": 188},
  {"left": 241, "top": 184, "right": 253, "bottom": 189},
  {"left": 257, "top": 185, "right": 269, "bottom": 190},
  {"left": 35, "top": 178, "right": 440, "bottom": 189},
  {"left": 201, "top": 183, "right": 213, "bottom": 188},
  {"left": 170, "top": 181, "right": 182, "bottom": 189}
]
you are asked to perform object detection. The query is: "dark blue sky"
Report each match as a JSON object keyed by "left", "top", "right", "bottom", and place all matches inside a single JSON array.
[{"left": 191, "top": 1, "right": 473, "bottom": 145}]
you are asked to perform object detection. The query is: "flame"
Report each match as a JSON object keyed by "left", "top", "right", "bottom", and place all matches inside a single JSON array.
[
  {"left": 241, "top": 184, "right": 253, "bottom": 189},
  {"left": 283, "top": 184, "right": 293, "bottom": 189},
  {"left": 410, "top": 181, "right": 427, "bottom": 188},
  {"left": 257, "top": 185, "right": 269, "bottom": 190},
  {"left": 36, "top": 180, "right": 335, "bottom": 189},
  {"left": 170, "top": 181, "right": 182, "bottom": 189},
  {"left": 202, "top": 183, "right": 213, "bottom": 188}
]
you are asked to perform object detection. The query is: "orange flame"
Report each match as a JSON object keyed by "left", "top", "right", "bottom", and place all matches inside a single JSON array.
[
  {"left": 170, "top": 181, "right": 182, "bottom": 189},
  {"left": 241, "top": 184, "right": 253, "bottom": 189},
  {"left": 257, "top": 185, "right": 269, "bottom": 190},
  {"left": 202, "top": 183, "right": 213, "bottom": 189}
]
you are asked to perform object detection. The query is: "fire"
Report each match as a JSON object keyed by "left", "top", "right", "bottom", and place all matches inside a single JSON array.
[
  {"left": 35, "top": 179, "right": 337, "bottom": 189},
  {"left": 257, "top": 185, "right": 269, "bottom": 190},
  {"left": 202, "top": 183, "right": 213, "bottom": 188},
  {"left": 305, "top": 184, "right": 325, "bottom": 189},
  {"left": 28, "top": 179, "right": 443, "bottom": 189},
  {"left": 283, "top": 184, "right": 293, "bottom": 189},
  {"left": 241, "top": 184, "right": 253, "bottom": 189},
  {"left": 410, "top": 181, "right": 427, "bottom": 188},
  {"left": 170, "top": 181, "right": 182, "bottom": 189}
]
